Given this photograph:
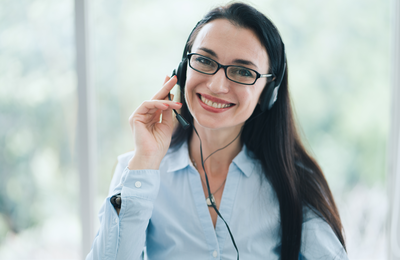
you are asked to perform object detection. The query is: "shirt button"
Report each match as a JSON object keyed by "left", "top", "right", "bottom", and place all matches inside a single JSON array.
[
  {"left": 135, "top": 181, "right": 142, "bottom": 188},
  {"left": 115, "top": 218, "right": 118, "bottom": 224},
  {"left": 213, "top": 250, "right": 218, "bottom": 258}
]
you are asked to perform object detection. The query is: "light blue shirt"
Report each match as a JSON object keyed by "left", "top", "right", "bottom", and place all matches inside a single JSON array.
[{"left": 86, "top": 142, "right": 348, "bottom": 260}]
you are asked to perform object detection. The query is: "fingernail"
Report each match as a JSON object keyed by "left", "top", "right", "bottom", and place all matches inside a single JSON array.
[
  {"left": 176, "top": 102, "right": 182, "bottom": 105},
  {"left": 163, "top": 103, "right": 169, "bottom": 106}
]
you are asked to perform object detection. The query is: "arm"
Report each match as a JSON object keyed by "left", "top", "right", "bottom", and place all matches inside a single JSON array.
[
  {"left": 86, "top": 76, "right": 182, "bottom": 260},
  {"left": 86, "top": 157, "right": 160, "bottom": 260}
]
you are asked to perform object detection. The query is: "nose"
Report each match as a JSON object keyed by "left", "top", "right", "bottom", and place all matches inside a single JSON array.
[{"left": 206, "top": 67, "right": 230, "bottom": 94}]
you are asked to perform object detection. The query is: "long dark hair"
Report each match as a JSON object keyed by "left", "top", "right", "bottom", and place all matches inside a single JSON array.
[{"left": 170, "top": 3, "right": 346, "bottom": 259}]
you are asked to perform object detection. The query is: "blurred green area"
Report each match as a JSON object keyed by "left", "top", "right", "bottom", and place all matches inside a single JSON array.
[
  {"left": 0, "top": 0, "right": 78, "bottom": 243},
  {"left": 0, "top": 0, "right": 390, "bottom": 258}
]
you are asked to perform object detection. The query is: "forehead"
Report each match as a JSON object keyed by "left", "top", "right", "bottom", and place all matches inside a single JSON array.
[{"left": 191, "top": 19, "right": 269, "bottom": 70}]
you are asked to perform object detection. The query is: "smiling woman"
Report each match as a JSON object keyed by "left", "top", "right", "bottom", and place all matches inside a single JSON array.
[
  {"left": 86, "top": 3, "right": 347, "bottom": 260},
  {"left": 185, "top": 19, "right": 268, "bottom": 130}
]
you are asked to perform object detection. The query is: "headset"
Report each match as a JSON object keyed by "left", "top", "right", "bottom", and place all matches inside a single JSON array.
[
  {"left": 168, "top": 20, "right": 287, "bottom": 260},
  {"left": 170, "top": 21, "right": 286, "bottom": 130}
]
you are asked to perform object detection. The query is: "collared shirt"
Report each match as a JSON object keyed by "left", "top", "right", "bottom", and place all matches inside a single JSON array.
[{"left": 86, "top": 142, "right": 348, "bottom": 260}]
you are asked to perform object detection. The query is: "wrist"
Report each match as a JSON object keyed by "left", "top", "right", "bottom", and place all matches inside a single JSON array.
[
  {"left": 110, "top": 193, "right": 121, "bottom": 215},
  {"left": 128, "top": 154, "right": 162, "bottom": 170}
]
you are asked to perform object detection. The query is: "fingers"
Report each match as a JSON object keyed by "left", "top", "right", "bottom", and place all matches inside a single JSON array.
[
  {"left": 161, "top": 106, "right": 173, "bottom": 127},
  {"left": 130, "top": 100, "right": 182, "bottom": 125},
  {"left": 160, "top": 92, "right": 178, "bottom": 126},
  {"left": 152, "top": 75, "right": 178, "bottom": 101},
  {"left": 163, "top": 75, "right": 170, "bottom": 84},
  {"left": 138, "top": 100, "right": 182, "bottom": 114},
  {"left": 128, "top": 76, "right": 181, "bottom": 135}
]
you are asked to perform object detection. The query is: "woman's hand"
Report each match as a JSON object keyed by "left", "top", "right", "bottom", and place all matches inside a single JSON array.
[{"left": 128, "top": 76, "right": 182, "bottom": 170}]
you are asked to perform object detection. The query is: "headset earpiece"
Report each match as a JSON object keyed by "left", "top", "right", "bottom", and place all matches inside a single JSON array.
[
  {"left": 170, "top": 58, "right": 190, "bottom": 130},
  {"left": 174, "top": 21, "right": 200, "bottom": 88},
  {"left": 259, "top": 80, "right": 276, "bottom": 112},
  {"left": 174, "top": 58, "right": 188, "bottom": 88},
  {"left": 259, "top": 47, "right": 287, "bottom": 112}
]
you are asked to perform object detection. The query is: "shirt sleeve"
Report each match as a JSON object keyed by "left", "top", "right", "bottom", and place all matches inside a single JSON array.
[
  {"left": 299, "top": 210, "right": 348, "bottom": 260},
  {"left": 86, "top": 157, "right": 160, "bottom": 260}
]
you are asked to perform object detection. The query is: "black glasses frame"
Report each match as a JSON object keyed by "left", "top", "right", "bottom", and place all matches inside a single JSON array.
[{"left": 187, "top": 53, "right": 274, "bottom": 85}]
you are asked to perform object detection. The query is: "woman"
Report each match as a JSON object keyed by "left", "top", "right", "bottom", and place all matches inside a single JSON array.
[{"left": 87, "top": 3, "right": 348, "bottom": 260}]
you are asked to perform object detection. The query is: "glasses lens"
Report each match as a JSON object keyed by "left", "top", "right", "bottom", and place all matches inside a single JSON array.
[
  {"left": 227, "top": 66, "right": 257, "bottom": 84},
  {"left": 189, "top": 54, "right": 217, "bottom": 74}
]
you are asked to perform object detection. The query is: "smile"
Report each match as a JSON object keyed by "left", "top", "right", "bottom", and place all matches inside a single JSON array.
[{"left": 199, "top": 94, "right": 233, "bottom": 109}]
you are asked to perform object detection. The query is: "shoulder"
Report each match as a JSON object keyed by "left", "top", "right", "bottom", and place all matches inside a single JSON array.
[{"left": 300, "top": 207, "right": 348, "bottom": 260}]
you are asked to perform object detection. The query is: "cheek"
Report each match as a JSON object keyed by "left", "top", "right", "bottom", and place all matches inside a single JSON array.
[
  {"left": 239, "top": 86, "right": 263, "bottom": 105},
  {"left": 184, "top": 70, "right": 204, "bottom": 106},
  {"left": 254, "top": 83, "right": 267, "bottom": 105},
  {"left": 184, "top": 70, "right": 197, "bottom": 95}
]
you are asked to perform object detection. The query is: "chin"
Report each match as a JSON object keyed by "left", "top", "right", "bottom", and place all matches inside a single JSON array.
[{"left": 192, "top": 114, "right": 245, "bottom": 131}]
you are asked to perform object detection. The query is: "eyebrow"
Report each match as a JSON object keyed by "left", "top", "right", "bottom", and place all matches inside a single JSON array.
[
  {"left": 198, "top": 47, "right": 218, "bottom": 57},
  {"left": 197, "top": 47, "right": 258, "bottom": 69},
  {"left": 233, "top": 59, "right": 258, "bottom": 69}
]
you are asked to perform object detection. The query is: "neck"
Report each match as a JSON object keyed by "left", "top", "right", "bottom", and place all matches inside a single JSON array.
[{"left": 189, "top": 122, "right": 243, "bottom": 177}]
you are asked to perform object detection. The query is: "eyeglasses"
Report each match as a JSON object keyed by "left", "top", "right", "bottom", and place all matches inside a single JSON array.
[{"left": 187, "top": 53, "right": 274, "bottom": 85}]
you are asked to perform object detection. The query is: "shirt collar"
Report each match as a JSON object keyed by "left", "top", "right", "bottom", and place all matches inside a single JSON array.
[
  {"left": 165, "top": 142, "right": 191, "bottom": 173},
  {"left": 232, "top": 145, "right": 256, "bottom": 178},
  {"left": 165, "top": 141, "right": 257, "bottom": 178}
]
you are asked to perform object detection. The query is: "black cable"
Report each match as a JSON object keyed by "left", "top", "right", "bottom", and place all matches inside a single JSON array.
[
  {"left": 192, "top": 125, "right": 240, "bottom": 260},
  {"left": 188, "top": 110, "right": 265, "bottom": 260},
  {"left": 201, "top": 128, "right": 243, "bottom": 164}
]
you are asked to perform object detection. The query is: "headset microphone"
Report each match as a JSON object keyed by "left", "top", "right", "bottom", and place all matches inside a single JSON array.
[{"left": 168, "top": 70, "right": 190, "bottom": 130}]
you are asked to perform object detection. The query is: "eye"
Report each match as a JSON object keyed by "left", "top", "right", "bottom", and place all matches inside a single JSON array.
[
  {"left": 230, "top": 67, "right": 254, "bottom": 78},
  {"left": 195, "top": 56, "right": 213, "bottom": 66}
]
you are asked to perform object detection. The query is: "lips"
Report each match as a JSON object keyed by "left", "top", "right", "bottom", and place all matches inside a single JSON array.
[{"left": 197, "top": 94, "right": 234, "bottom": 109}]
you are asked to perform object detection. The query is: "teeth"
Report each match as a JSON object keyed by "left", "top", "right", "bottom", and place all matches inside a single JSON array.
[{"left": 200, "top": 95, "right": 232, "bottom": 109}]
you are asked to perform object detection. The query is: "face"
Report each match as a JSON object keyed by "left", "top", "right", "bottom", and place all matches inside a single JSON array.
[{"left": 185, "top": 19, "right": 269, "bottom": 131}]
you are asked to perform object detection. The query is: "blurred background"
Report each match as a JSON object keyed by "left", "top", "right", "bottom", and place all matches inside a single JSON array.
[{"left": 0, "top": 0, "right": 394, "bottom": 259}]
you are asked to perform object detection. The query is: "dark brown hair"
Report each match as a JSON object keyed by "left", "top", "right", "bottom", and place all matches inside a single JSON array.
[{"left": 171, "top": 3, "right": 346, "bottom": 259}]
